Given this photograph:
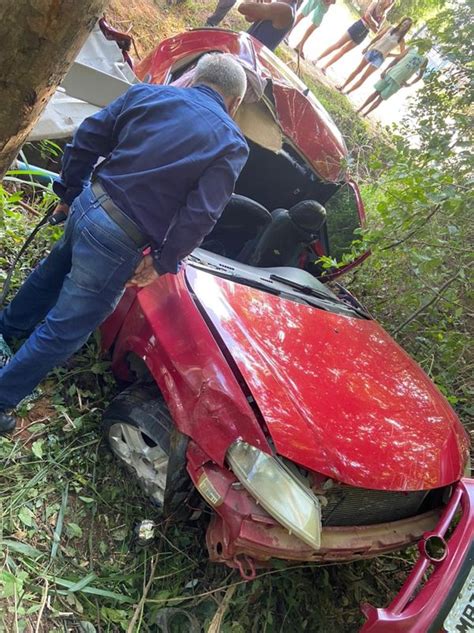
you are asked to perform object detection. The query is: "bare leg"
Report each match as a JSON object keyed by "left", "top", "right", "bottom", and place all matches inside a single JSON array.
[
  {"left": 321, "top": 40, "right": 357, "bottom": 70},
  {"left": 316, "top": 31, "right": 351, "bottom": 62},
  {"left": 363, "top": 95, "right": 383, "bottom": 116},
  {"left": 296, "top": 24, "right": 317, "bottom": 58},
  {"left": 357, "top": 91, "right": 378, "bottom": 113},
  {"left": 289, "top": 12, "right": 305, "bottom": 43},
  {"left": 292, "top": 12, "right": 305, "bottom": 30},
  {"left": 338, "top": 58, "right": 368, "bottom": 91},
  {"left": 345, "top": 65, "right": 377, "bottom": 94}
]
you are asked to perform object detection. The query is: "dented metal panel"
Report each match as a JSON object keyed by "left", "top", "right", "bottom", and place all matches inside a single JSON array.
[
  {"left": 185, "top": 265, "right": 469, "bottom": 491},
  {"left": 109, "top": 271, "right": 270, "bottom": 466}
]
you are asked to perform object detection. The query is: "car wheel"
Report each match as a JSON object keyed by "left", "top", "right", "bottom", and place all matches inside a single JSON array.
[{"left": 102, "top": 383, "right": 173, "bottom": 507}]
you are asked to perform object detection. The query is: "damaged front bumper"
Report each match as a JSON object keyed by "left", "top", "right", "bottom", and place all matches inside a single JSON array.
[
  {"left": 360, "top": 478, "right": 474, "bottom": 633},
  {"left": 188, "top": 452, "right": 440, "bottom": 567},
  {"left": 188, "top": 447, "right": 473, "bottom": 631}
]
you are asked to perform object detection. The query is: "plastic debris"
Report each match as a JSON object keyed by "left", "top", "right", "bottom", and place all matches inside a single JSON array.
[
  {"left": 133, "top": 519, "right": 156, "bottom": 547},
  {"left": 155, "top": 608, "right": 200, "bottom": 633}
]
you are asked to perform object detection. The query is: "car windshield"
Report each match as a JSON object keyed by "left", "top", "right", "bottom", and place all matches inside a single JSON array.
[{"left": 189, "top": 250, "right": 369, "bottom": 319}]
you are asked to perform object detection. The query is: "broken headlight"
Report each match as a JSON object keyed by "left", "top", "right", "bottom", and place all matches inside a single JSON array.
[{"left": 227, "top": 440, "right": 322, "bottom": 549}]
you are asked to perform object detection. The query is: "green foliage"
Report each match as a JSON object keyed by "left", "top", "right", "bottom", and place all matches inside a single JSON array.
[
  {"left": 388, "top": 0, "right": 443, "bottom": 24},
  {"left": 347, "top": 2, "right": 473, "bottom": 421}
]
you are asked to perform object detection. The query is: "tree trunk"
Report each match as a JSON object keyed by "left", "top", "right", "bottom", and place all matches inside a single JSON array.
[{"left": 0, "top": 0, "right": 109, "bottom": 179}]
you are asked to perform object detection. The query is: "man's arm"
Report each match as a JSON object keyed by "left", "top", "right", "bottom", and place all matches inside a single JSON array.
[
  {"left": 239, "top": 1, "right": 294, "bottom": 29},
  {"left": 153, "top": 143, "right": 249, "bottom": 275},
  {"left": 363, "top": 1, "right": 378, "bottom": 31},
  {"left": 52, "top": 90, "right": 129, "bottom": 206},
  {"left": 362, "top": 25, "right": 389, "bottom": 53}
]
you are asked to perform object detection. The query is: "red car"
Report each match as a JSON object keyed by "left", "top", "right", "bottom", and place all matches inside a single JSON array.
[{"left": 100, "top": 30, "right": 473, "bottom": 632}]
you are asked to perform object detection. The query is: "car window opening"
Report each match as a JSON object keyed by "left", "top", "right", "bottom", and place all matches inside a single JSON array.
[
  {"left": 167, "top": 51, "right": 363, "bottom": 303},
  {"left": 201, "top": 136, "right": 362, "bottom": 288}
]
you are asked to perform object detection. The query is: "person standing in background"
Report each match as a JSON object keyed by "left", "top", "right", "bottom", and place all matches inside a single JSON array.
[
  {"left": 316, "top": 0, "right": 394, "bottom": 72},
  {"left": 338, "top": 17, "right": 413, "bottom": 94},
  {"left": 240, "top": 0, "right": 299, "bottom": 50},
  {"left": 291, "top": 0, "right": 336, "bottom": 59},
  {"left": 206, "top": 0, "right": 268, "bottom": 27},
  {"left": 357, "top": 41, "right": 430, "bottom": 115}
]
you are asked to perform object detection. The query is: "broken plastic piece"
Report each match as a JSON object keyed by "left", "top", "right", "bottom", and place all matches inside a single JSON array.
[{"left": 133, "top": 519, "right": 156, "bottom": 546}]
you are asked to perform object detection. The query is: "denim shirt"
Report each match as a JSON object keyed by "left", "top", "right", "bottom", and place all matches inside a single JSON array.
[{"left": 53, "top": 84, "right": 249, "bottom": 274}]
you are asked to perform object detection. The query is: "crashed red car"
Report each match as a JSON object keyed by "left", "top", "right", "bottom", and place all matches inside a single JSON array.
[{"left": 100, "top": 29, "right": 473, "bottom": 632}]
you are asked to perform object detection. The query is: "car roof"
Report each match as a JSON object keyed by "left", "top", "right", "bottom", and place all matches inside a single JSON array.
[{"left": 136, "top": 29, "right": 348, "bottom": 182}]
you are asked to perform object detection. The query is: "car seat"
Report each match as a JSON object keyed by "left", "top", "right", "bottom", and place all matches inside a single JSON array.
[
  {"left": 244, "top": 200, "right": 326, "bottom": 268},
  {"left": 202, "top": 194, "right": 272, "bottom": 259}
]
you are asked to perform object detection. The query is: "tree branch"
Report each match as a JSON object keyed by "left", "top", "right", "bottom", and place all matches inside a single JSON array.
[
  {"left": 381, "top": 205, "right": 440, "bottom": 251},
  {"left": 393, "top": 265, "right": 471, "bottom": 335}
]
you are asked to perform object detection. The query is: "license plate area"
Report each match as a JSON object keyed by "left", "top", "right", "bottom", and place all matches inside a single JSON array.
[{"left": 443, "top": 567, "right": 474, "bottom": 632}]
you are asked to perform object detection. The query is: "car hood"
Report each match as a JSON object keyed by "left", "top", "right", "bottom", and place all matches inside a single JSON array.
[{"left": 186, "top": 267, "right": 469, "bottom": 491}]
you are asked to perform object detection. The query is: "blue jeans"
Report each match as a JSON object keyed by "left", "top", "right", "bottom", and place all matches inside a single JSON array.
[{"left": 0, "top": 186, "right": 143, "bottom": 411}]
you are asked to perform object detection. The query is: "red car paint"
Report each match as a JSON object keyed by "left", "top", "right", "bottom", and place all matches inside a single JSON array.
[
  {"left": 186, "top": 441, "right": 443, "bottom": 566},
  {"left": 109, "top": 277, "right": 270, "bottom": 466},
  {"left": 102, "top": 28, "right": 473, "bottom": 633},
  {"left": 360, "top": 479, "right": 474, "bottom": 632},
  {"left": 186, "top": 266, "right": 469, "bottom": 491}
]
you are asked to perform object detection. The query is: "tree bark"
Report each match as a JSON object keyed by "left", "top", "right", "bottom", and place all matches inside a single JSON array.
[{"left": 0, "top": 0, "right": 109, "bottom": 179}]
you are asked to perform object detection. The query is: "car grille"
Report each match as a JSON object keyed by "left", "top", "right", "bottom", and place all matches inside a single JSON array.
[{"left": 320, "top": 486, "right": 429, "bottom": 526}]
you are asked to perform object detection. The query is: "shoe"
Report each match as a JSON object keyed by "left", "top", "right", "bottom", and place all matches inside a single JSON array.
[{"left": 0, "top": 412, "right": 16, "bottom": 435}]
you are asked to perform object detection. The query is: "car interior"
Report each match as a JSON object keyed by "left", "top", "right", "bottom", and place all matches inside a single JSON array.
[{"left": 168, "top": 53, "right": 362, "bottom": 280}]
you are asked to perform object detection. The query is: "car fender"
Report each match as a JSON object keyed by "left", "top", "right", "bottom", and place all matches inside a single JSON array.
[{"left": 108, "top": 271, "right": 270, "bottom": 466}]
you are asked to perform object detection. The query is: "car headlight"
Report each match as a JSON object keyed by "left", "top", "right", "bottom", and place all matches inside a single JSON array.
[{"left": 227, "top": 440, "right": 322, "bottom": 549}]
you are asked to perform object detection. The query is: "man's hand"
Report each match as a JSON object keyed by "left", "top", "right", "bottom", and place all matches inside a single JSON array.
[
  {"left": 126, "top": 254, "right": 160, "bottom": 288},
  {"left": 53, "top": 201, "right": 70, "bottom": 219}
]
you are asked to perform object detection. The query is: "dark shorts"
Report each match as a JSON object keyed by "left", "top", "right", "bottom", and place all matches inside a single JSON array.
[{"left": 348, "top": 19, "right": 369, "bottom": 45}]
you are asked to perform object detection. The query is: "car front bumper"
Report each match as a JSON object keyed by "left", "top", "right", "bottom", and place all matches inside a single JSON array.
[
  {"left": 187, "top": 448, "right": 440, "bottom": 567},
  {"left": 188, "top": 445, "right": 473, "bottom": 630},
  {"left": 360, "top": 478, "right": 474, "bottom": 633}
]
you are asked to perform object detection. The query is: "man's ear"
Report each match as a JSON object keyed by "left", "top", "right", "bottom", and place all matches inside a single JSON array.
[{"left": 228, "top": 96, "right": 243, "bottom": 119}]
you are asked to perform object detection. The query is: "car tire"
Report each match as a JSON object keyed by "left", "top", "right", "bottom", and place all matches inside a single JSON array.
[{"left": 102, "top": 383, "right": 174, "bottom": 508}]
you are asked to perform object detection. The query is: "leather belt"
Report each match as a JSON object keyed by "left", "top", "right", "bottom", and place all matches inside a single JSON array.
[{"left": 91, "top": 181, "right": 148, "bottom": 248}]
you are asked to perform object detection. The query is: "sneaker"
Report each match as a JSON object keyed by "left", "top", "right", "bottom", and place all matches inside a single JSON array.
[{"left": 0, "top": 411, "right": 16, "bottom": 435}]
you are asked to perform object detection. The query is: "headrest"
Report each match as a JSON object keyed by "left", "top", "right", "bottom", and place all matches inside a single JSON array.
[{"left": 288, "top": 200, "right": 326, "bottom": 232}]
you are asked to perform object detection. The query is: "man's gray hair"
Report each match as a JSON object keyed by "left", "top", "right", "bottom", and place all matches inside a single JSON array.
[{"left": 193, "top": 53, "right": 247, "bottom": 99}]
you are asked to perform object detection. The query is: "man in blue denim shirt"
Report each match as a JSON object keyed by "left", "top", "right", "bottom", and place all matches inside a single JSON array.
[{"left": 0, "top": 53, "right": 248, "bottom": 433}]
